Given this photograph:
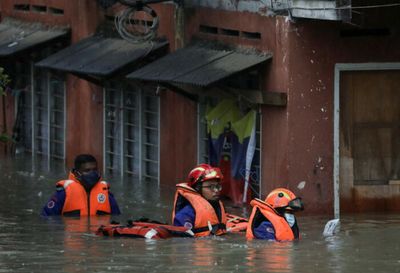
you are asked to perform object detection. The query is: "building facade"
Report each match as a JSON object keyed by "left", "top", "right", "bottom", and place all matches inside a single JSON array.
[{"left": 1, "top": 0, "right": 400, "bottom": 215}]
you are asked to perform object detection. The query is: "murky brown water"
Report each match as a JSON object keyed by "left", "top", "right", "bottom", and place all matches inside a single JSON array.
[{"left": 1, "top": 156, "right": 400, "bottom": 273}]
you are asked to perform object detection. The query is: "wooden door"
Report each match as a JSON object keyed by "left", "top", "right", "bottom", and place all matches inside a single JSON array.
[{"left": 340, "top": 70, "right": 400, "bottom": 186}]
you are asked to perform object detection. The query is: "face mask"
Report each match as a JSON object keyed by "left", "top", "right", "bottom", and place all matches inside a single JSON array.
[
  {"left": 79, "top": 171, "right": 100, "bottom": 189},
  {"left": 284, "top": 213, "right": 296, "bottom": 227}
]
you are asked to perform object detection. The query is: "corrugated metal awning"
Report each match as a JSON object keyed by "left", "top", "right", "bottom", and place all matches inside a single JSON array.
[
  {"left": 36, "top": 36, "right": 168, "bottom": 77},
  {"left": 126, "top": 44, "right": 272, "bottom": 86},
  {"left": 0, "top": 18, "right": 69, "bottom": 57}
]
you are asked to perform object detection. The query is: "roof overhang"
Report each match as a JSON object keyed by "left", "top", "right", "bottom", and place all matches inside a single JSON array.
[
  {"left": 35, "top": 35, "right": 168, "bottom": 84},
  {"left": 127, "top": 44, "right": 271, "bottom": 86},
  {"left": 0, "top": 17, "right": 70, "bottom": 57},
  {"left": 127, "top": 44, "right": 286, "bottom": 105}
]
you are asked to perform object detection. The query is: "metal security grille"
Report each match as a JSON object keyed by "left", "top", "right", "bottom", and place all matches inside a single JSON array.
[
  {"left": 197, "top": 98, "right": 217, "bottom": 164},
  {"left": 197, "top": 102, "right": 209, "bottom": 164},
  {"left": 142, "top": 93, "right": 159, "bottom": 181},
  {"left": 32, "top": 68, "right": 66, "bottom": 160},
  {"left": 104, "top": 82, "right": 159, "bottom": 182},
  {"left": 13, "top": 61, "right": 65, "bottom": 160},
  {"left": 48, "top": 72, "right": 65, "bottom": 159},
  {"left": 14, "top": 60, "right": 33, "bottom": 153},
  {"left": 252, "top": 111, "right": 262, "bottom": 196}
]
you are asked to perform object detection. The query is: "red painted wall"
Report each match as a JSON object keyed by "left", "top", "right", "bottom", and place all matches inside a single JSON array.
[
  {"left": 182, "top": 7, "right": 400, "bottom": 215},
  {"left": 2, "top": 1, "right": 400, "bottom": 214},
  {"left": 64, "top": 1, "right": 104, "bottom": 169},
  {"left": 273, "top": 16, "right": 400, "bottom": 214},
  {"left": 1, "top": 0, "right": 69, "bottom": 26},
  {"left": 159, "top": 90, "right": 197, "bottom": 188},
  {"left": 149, "top": 4, "right": 198, "bottom": 187},
  {"left": 0, "top": 0, "right": 104, "bottom": 169}
]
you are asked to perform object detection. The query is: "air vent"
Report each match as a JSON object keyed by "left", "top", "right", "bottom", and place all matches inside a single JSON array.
[
  {"left": 14, "top": 4, "right": 30, "bottom": 11},
  {"left": 220, "top": 28, "right": 239, "bottom": 37},
  {"left": 199, "top": 25, "right": 218, "bottom": 34},
  {"left": 241, "top": 31, "right": 261, "bottom": 40},
  {"left": 49, "top": 7, "right": 64, "bottom": 15},
  {"left": 32, "top": 5, "right": 47, "bottom": 13},
  {"left": 199, "top": 25, "right": 261, "bottom": 40}
]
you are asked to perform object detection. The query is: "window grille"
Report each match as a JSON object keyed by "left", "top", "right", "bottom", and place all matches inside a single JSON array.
[
  {"left": 104, "top": 82, "right": 159, "bottom": 182},
  {"left": 32, "top": 68, "right": 66, "bottom": 160},
  {"left": 14, "top": 60, "right": 33, "bottom": 153},
  {"left": 13, "top": 60, "right": 65, "bottom": 161}
]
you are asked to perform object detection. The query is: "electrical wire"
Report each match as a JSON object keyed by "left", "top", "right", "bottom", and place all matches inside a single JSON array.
[
  {"left": 290, "top": 3, "right": 400, "bottom": 11},
  {"left": 114, "top": 5, "right": 159, "bottom": 44}
]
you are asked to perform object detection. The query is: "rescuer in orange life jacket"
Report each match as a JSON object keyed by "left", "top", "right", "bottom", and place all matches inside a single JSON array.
[
  {"left": 246, "top": 188, "right": 304, "bottom": 241},
  {"left": 41, "top": 154, "right": 121, "bottom": 216},
  {"left": 172, "top": 164, "right": 227, "bottom": 237}
]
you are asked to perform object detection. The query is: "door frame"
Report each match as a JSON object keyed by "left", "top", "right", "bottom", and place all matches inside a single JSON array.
[{"left": 333, "top": 62, "right": 400, "bottom": 218}]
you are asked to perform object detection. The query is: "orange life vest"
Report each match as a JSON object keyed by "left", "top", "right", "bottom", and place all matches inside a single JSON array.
[
  {"left": 172, "top": 183, "right": 227, "bottom": 237},
  {"left": 56, "top": 173, "right": 112, "bottom": 216},
  {"left": 226, "top": 213, "right": 248, "bottom": 233},
  {"left": 246, "top": 198, "right": 295, "bottom": 241},
  {"left": 97, "top": 221, "right": 194, "bottom": 239}
]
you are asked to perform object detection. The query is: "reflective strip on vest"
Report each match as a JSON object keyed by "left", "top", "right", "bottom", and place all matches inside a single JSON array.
[{"left": 59, "top": 180, "right": 74, "bottom": 189}]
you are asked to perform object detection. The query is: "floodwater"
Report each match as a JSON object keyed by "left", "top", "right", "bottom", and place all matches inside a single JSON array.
[{"left": 1, "top": 156, "right": 400, "bottom": 273}]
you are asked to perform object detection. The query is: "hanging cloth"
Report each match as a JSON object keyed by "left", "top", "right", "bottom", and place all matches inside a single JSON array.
[
  {"left": 205, "top": 99, "right": 241, "bottom": 166},
  {"left": 231, "top": 110, "right": 257, "bottom": 203}
]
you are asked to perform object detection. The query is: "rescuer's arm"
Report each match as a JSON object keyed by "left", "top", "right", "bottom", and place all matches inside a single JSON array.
[
  {"left": 173, "top": 204, "right": 195, "bottom": 229},
  {"left": 108, "top": 192, "right": 121, "bottom": 215},
  {"left": 40, "top": 190, "right": 66, "bottom": 216}
]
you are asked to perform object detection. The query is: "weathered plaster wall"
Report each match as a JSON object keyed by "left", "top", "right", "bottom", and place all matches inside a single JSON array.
[
  {"left": 159, "top": 90, "right": 197, "bottom": 188},
  {"left": 285, "top": 17, "right": 400, "bottom": 214},
  {"left": 1, "top": 0, "right": 70, "bottom": 26},
  {"left": 64, "top": 1, "right": 104, "bottom": 169},
  {"left": 182, "top": 6, "right": 400, "bottom": 215},
  {"left": 0, "top": 0, "right": 105, "bottom": 169}
]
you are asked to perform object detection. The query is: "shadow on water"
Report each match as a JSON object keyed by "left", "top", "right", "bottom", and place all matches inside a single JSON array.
[{"left": 1, "top": 155, "right": 400, "bottom": 272}]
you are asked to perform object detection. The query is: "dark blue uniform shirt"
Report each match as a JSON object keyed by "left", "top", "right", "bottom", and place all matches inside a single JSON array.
[
  {"left": 253, "top": 221, "right": 276, "bottom": 240},
  {"left": 173, "top": 204, "right": 196, "bottom": 228}
]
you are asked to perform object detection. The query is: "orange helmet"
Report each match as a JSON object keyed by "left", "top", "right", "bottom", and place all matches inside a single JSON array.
[
  {"left": 265, "top": 188, "right": 304, "bottom": 211},
  {"left": 187, "top": 164, "right": 223, "bottom": 187}
]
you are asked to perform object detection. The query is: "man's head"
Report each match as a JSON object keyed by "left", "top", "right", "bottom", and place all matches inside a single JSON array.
[
  {"left": 187, "top": 164, "right": 223, "bottom": 201},
  {"left": 199, "top": 179, "right": 222, "bottom": 202},
  {"left": 73, "top": 154, "right": 100, "bottom": 190},
  {"left": 74, "top": 154, "right": 97, "bottom": 173}
]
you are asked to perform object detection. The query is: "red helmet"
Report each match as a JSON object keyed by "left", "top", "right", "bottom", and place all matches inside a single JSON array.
[
  {"left": 187, "top": 164, "right": 223, "bottom": 187},
  {"left": 265, "top": 188, "right": 304, "bottom": 211}
]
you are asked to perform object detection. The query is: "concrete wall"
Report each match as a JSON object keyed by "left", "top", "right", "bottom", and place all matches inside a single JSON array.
[
  {"left": 2, "top": 1, "right": 400, "bottom": 214},
  {"left": 0, "top": 0, "right": 104, "bottom": 169},
  {"left": 279, "top": 18, "right": 400, "bottom": 214},
  {"left": 182, "top": 6, "right": 400, "bottom": 215},
  {"left": 159, "top": 90, "right": 197, "bottom": 187}
]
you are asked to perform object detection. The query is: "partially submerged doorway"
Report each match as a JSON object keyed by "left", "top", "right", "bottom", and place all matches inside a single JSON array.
[{"left": 337, "top": 65, "right": 400, "bottom": 213}]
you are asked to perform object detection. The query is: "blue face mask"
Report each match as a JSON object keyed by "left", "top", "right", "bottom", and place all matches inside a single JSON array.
[{"left": 80, "top": 171, "right": 100, "bottom": 189}]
